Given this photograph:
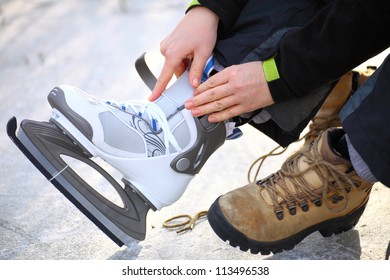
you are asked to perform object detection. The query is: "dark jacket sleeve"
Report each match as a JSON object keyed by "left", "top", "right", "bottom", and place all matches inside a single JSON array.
[
  {"left": 268, "top": 0, "right": 390, "bottom": 103},
  {"left": 197, "top": 0, "right": 248, "bottom": 33}
]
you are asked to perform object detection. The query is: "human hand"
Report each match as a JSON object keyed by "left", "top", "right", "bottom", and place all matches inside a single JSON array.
[
  {"left": 149, "top": 7, "right": 219, "bottom": 101},
  {"left": 184, "top": 62, "right": 275, "bottom": 122}
]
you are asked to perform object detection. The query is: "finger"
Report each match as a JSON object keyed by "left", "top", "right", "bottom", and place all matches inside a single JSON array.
[
  {"left": 189, "top": 53, "right": 210, "bottom": 88},
  {"left": 186, "top": 84, "right": 231, "bottom": 110},
  {"left": 174, "top": 58, "right": 190, "bottom": 78},
  {"left": 208, "top": 105, "right": 243, "bottom": 123},
  {"left": 190, "top": 94, "right": 237, "bottom": 117},
  {"left": 149, "top": 60, "right": 177, "bottom": 101},
  {"left": 187, "top": 77, "right": 231, "bottom": 109},
  {"left": 194, "top": 70, "right": 228, "bottom": 95},
  {"left": 174, "top": 62, "right": 186, "bottom": 78}
]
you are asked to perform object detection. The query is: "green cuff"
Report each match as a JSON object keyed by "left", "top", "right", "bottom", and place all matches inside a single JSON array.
[
  {"left": 186, "top": 0, "right": 202, "bottom": 12},
  {"left": 262, "top": 57, "right": 280, "bottom": 82}
]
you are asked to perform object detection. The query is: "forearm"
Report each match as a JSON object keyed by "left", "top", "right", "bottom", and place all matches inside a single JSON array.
[{"left": 268, "top": 0, "right": 390, "bottom": 103}]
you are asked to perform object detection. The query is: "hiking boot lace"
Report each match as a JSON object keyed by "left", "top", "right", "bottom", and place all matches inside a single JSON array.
[
  {"left": 249, "top": 69, "right": 376, "bottom": 186},
  {"left": 247, "top": 115, "right": 341, "bottom": 183},
  {"left": 257, "top": 136, "right": 359, "bottom": 218}
]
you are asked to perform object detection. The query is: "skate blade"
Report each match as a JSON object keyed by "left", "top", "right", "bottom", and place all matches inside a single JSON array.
[{"left": 7, "top": 116, "right": 151, "bottom": 247}]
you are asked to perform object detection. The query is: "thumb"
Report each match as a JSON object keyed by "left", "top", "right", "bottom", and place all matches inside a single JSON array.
[{"left": 188, "top": 54, "right": 209, "bottom": 88}]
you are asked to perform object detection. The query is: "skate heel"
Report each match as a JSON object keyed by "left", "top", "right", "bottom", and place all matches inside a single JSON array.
[
  {"left": 48, "top": 87, "right": 97, "bottom": 157},
  {"left": 123, "top": 178, "right": 157, "bottom": 211},
  {"left": 319, "top": 203, "right": 367, "bottom": 237}
]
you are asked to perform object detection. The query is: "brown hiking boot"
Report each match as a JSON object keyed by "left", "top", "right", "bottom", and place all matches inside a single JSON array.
[
  {"left": 248, "top": 69, "right": 375, "bottom": 182},
  {"left": 208, "top": 128, "right": 373, "bottom": 255},
  {"left": 305, "top": 68, "right": 375, "bottom": 144},
  {"left": 238, "top": 68, "right": 376, "bottom": 251}
]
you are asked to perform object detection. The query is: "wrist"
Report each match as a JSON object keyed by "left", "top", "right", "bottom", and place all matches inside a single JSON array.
[
  {"left": 262, "top": 55, "right": 295, "bottom": 103},
  {"left": 262, "top": 57, "right": 280, "bottom": 82},
  {"left": 186, "top": 5, "right": 219, "bottom": 28}
]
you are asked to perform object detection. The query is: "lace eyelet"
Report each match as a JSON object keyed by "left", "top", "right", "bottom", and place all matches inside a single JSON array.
[
  {"left": 300, "top": 202, "right": 309, "bottom": 212},
  {"left": 331, "top": 194, "right": 344, "bottom": 204},
  {"left": 313, "top": 199, "right": 322, "bottom": 207},
  {"left": 288, "top": 205, "right": 297, "bottom": 215},
  {"left": 274, "top": 207, "right": 284, "bottom": 220}
]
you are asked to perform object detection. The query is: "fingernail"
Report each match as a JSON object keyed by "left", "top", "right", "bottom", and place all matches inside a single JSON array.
[
  {"left": 185, "top": 100, "right": 193, "bottom": 109},
  {"left": 208, "top": 115, "right": 217, "bottom": 122},
  {"left": 192, "top": 109, "right": 201, "bottom": 116},
  {"left": 192, "top": 78, "right": 199, "bottom": 87}
]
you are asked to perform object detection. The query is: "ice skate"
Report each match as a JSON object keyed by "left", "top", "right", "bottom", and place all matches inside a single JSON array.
[{"left": 7, "top": 54, "right": 226, "bottom": 246}]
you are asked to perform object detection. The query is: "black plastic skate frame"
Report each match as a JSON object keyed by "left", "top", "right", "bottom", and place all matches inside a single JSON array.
[{"left": 7, "top": 117, "right": 151, "bottom": 247}]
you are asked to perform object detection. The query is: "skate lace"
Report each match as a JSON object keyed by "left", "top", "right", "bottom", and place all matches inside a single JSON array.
[
  {"left": 258, "top": 137, "right": 357, "bottom": 214},
  {"left": 103, "top": 99, "right": 182, "bottom": 154}
]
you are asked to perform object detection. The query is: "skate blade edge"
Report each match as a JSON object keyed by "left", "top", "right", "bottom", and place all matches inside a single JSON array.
[{"left": 7, "top": 116, "right": 151, "bottom": 247}]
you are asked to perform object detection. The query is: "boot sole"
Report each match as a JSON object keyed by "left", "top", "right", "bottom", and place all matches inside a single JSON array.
[{"left": 207, "top": 197, "right": 367, "bottom": 255}]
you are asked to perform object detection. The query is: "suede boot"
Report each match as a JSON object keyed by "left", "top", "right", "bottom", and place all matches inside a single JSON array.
[{"left": 208, "top": 128, "right": 373, "bottom": 255}]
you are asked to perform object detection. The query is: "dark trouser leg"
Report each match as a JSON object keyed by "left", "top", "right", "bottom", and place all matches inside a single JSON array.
[{"left": 340, "top": 55, "right": 390, "bottom": 187}]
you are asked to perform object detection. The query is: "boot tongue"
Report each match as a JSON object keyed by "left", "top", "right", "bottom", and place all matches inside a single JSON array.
[
  {"left": 315, "top": 73, "right": 353, "bottom": 119},
  {"left": 320, "top": 129, "right": 351, "bottom": 166}
]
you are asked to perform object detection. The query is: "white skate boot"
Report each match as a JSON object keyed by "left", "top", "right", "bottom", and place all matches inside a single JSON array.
[
  {"left": 48, "top": 70, "right": 226, "bottom": 211},
  {"left": 7, "top": 55, "right": 228, "bottom": 245}
]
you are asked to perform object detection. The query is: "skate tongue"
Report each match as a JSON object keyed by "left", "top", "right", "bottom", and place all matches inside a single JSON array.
[
  {"left": 154, "top": 70, "right": 194, "bottom": 118},
  {"left": 104, "top": 71, "right": 195, "bottom": 153},
  {"left": 107, "top": 70, "right": 193, "bottom": 127},
  {"left": 104, "top": 98, "right": 183, "bottom": 153}
]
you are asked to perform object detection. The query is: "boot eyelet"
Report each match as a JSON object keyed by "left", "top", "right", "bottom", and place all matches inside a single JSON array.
[
  {"left": 275, "top": 207, "right": 284, "bottom": 220},
  {"left": 288, "top": 205, "right": 297, "bottom": 215},
  {"left": 331, "top": 194, "right": 344, "bottom": 204},
  {"left": 313, "top": 199, "right": 322, "bottom": 207},
  {"left": 300, "top": 202, "right": 309, "bottom": 212}
]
